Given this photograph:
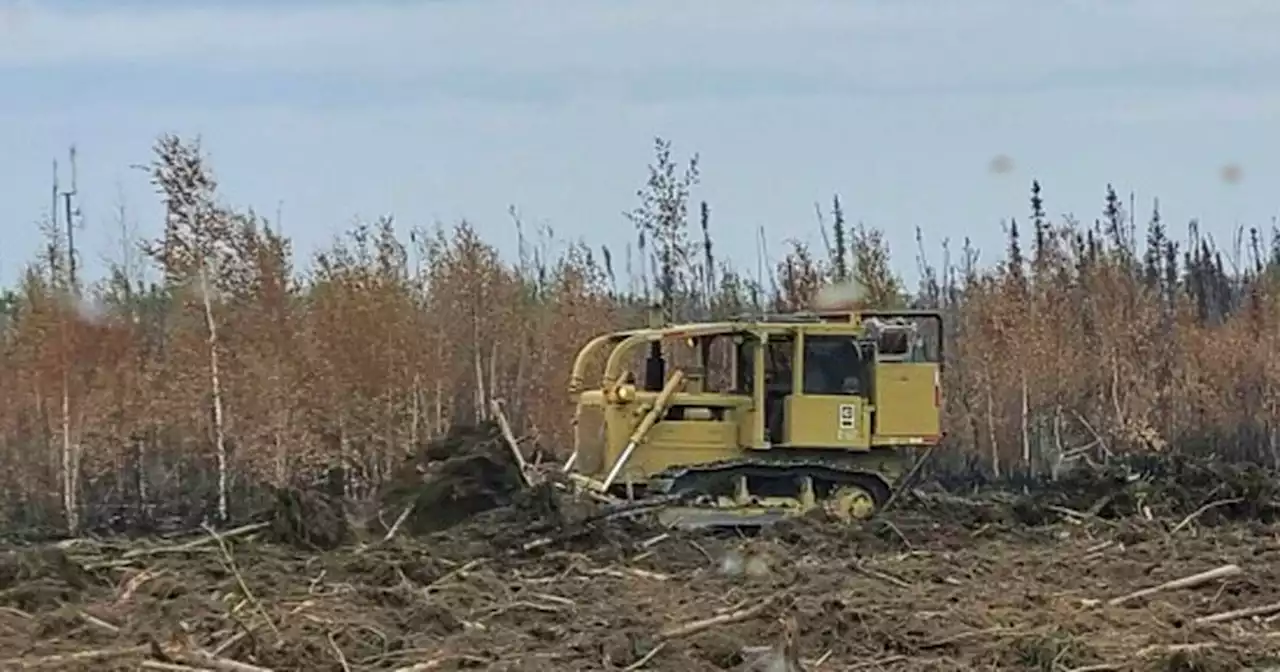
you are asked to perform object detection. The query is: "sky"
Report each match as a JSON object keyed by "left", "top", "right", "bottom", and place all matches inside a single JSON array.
[{"left": 1, "top": 0, "right": 1278, "bottom": 290}]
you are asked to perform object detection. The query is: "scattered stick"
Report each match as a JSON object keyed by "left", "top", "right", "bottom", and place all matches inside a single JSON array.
[
  {"left": 1085, "top": 493, "right": 1116, "bottom": 517},
  {"left": 212, "top": 629, "right": 251, "bottom": 657},
  {"left": 621, "top": 642, "right": 666, "bottom": 671},
  {"left": 1081, "top": 540, "right": 1114, "bottom": 555},
  {"left": 78, "top": 610, "right": 121, "bottom": 635},
  {"left": 919, "top": 626, "right": 1025, "bottom": 650},
  {"left": 852, "top": 562, "right": 912, "bottom": 588},
  {"left": 393, "top": 660, "right": 447, "bottom": 672},
  {"left": 424, "top": 558, "right": 486, "bottom": 592},
  {"left": 328, "top": 631, "right": 352, "bottom": 672},
  {"left": 176, "top": 649, "right": 276, "bottom": 672},
  {"left": 640, "top": 532, "right": 670, "bottom": 548},
  {"left": 739, "top": 645, "right": 834, "bottom": 670},
  {"left": 658, "top": 597, "right": 776, "bottom": 640},
  {"left": 1168, "top": 498, "right": 1243, "bottom": 536},
  {"left": 201, "top": 523, "right": 282, "bottom": 642},
  {"left": 879, "top": 444, "right": 935, "bottom": 514},
  {"left": 875, "top": 519, "right": 911, "bottom": 549},
  {"left": 1107, "top": 564, "right": 1242, "bottom": 607},
  {"left": 0, "top": 645, "right": 150, "bottom": 668},
  {"left": 382, "top": 503, "right": 416, "bottom": 542},
  {"left": 392, "top": 654, "right": 491, "bottom": 671},
  {"left": 688, "top": 540, "right": 714, "bottom": 563},
  {"left": 1046, "top": 505, "right": 1090, "bottom": 521},
  {"left": 580, "top": 566, "right": 671, "bottom": 581},
  {"left": 489, "top": 398, "right": 532, "bottom": 487},
  {"left": 846, "top": 654, "right": 907, "bottom": 669},
  {"left": 119, "top": 522, "right": 269, "bottom": 560},
  {"left": 1135, "top": 642, "right": 1216, "bottom": 657},
  {"left": 141, "top": 662, "right": 213, "bottom": 672},
  {"left": 1195, "top": 600, "right": 1280, "bottom": 624},
  {"left": 116, "top": 568, "right": 165, "bottom": 605}
]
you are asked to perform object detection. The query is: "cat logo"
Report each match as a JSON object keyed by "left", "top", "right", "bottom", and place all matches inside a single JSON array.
[{"left": 837, "top": 404, "right": 857, "bottom": 429}]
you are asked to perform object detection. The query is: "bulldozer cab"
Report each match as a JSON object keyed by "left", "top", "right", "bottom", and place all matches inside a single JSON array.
[
  {"left": 739, "top": 331, "right": 876, "bottom": 446},
  {"left": 731, "top": 311, "right": 941, "bottom": 450}
]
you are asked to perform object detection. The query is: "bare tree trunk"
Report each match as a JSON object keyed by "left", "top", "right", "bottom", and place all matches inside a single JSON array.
[
  {"left": 57, "top": 288, "right": 78, "bottom": 534},
  {"left": 199, "top": 265, "right": 229, "bottom": 522},
  {"left": 1271, "top": 422, "right": 1279, "bottom": 471},
  {"left": 338, "top": 414, "right": 351, "bottom": 499},
  {"left": 1020, "top": 372, "right": 1031, "bottom": 469},
  {"left": 474, "top": 349, "right": 487, "bottom": 423},
  {"left": 60, "top": 371, "right": 78, "bottom": 534},
  {"left": 136, "top": 435, "right": 148, "bottom": 505},
  {"left": 984, "top": 383, "right": 1000, "bottom": 478},
  {"left": 472, "top": 286, "right": 487, "bottom": 422},
  {"left": 1109, "top": 353, "right": 1125, "bottom": 443},
  {"left": 433, "top": 338, "right": 445, "bottom": 437},
  {"left": 513, "top": 331, "right": 528, "bottom": 424},
  {"left": 273, "top": 419, "right": 286, "bottom": 487},
  {"left": 488, "top": 341, "right": 499, "bottom": 412},
  {"left": 434, "top": 379, "right": 444, "bottom": 439},
  {"left": 410, "top": 374, "right": 420, "bottom": 449},
  {"left": 1269, "top": 394, "right": 1280, "bottom": 470},
  {"left": 274, "top": 356, "right": 289, "bottom": 487}
]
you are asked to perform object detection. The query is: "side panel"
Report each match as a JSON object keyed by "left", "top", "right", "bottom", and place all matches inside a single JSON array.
[
  {"left": 872, "top": 362, "right": 941, "bottom": 437},
  {"left": 573, "top": 402, "right": 608, "bottom": 475},
  {"left": 635, "top": 419, "right": 741, "bottom": 475},
  {"left": 782, "top": 395, "right": 872, "bottom": 449},
  {"left": 591, "top": 401, "right": 746, "bottom": 483},
  {"left": 737, "top": 406, "right": 763, "bottom": 449}
]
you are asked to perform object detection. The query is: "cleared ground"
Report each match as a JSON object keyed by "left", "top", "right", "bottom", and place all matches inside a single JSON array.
[{"left": 3, "top": 428, "right": 1280, "bottom": 671}]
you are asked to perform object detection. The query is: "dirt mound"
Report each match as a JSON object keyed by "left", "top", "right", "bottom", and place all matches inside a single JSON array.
[
  {"left": 263, "top": 422, "right": 534, "bottom": 551},
  {"left": 378, "top": 422, "right": 529, "bottom": 536},
  {"left": 267, "top": 487, "right": 352, "bottom": 551}
]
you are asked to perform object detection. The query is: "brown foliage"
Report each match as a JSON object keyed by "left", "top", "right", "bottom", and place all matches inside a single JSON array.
[{"left": 0, "top": 137, "right": 1278, "bottom": 533}]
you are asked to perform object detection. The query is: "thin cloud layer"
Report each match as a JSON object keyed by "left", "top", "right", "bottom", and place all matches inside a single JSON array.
[{"left": 2, "top": 0, "right": 1278, "bottom": 96}]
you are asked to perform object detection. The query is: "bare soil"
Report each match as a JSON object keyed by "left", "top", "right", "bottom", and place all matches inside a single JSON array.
[{"left": 3, "top": 431, "right": 1280, "bottom": 671}]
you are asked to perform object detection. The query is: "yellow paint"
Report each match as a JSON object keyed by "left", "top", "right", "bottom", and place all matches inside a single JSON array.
[
  {"left": 873, "top": 362, "right": 941, "bottom": 437},
  {"left": 782, "top": 395, "right": 871, "bottom": 449},
  {"left": 825, "top": 485, "right": 877, "bottom": 521}
]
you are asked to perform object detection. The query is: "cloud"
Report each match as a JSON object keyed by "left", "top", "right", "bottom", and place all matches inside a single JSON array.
[{"left": 2, "top": 0, "right": 1279, "bottom": 97}]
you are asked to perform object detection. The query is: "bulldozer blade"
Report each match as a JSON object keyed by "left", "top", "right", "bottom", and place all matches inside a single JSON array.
[{"left": 656, "top": 505, "right": 794, "bottom": 529}]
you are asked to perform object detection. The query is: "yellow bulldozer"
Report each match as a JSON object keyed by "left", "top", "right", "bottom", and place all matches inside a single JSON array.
[{"left": 562, "top": 308, "right": 944, "bottom": 528}]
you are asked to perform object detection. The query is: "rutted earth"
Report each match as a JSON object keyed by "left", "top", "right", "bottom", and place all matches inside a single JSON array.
[{"left": 3, "top": 425, "right": 1280, "bottom": 671}]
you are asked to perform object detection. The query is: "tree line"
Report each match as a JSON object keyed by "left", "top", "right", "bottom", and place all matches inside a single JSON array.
[{"left": 0, "top": 136, "right": 1277, "bottom": 534}]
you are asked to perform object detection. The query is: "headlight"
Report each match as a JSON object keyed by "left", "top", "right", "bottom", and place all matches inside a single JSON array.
[{"left": 616, "top": 384, "right": 636, "bottom": 402}]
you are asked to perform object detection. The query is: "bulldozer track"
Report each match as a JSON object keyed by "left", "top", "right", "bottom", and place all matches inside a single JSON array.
[{"left": 643, "top": 451, "right": 903, "bottom": 506}]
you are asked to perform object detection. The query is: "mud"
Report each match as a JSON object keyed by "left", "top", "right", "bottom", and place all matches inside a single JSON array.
[{"left": 5, "top": 436, "right": 1280, "bottom": 671}]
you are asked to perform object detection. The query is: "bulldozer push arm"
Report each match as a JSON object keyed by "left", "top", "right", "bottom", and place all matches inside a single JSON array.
[{"left": 598, "top": 369, "right": 686, "bottom": 491}]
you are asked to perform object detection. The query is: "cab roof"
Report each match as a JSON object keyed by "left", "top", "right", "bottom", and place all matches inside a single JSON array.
[{"left": 605, "top": 310, "right": 940, "bottom": 341}]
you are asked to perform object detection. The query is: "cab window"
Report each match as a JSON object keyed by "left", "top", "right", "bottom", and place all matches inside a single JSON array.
[
  {"left": 736, "top": 334, "right": 797, "bottom": 394},
  {"left": 765, "top": 337, "right": 794, "bottom": 393},
  {"left": 803, "top": 335, "right": 867, "bottom": 395},
  {"left": 735, "top": 338, "right": 755, "bottom": 394}
]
